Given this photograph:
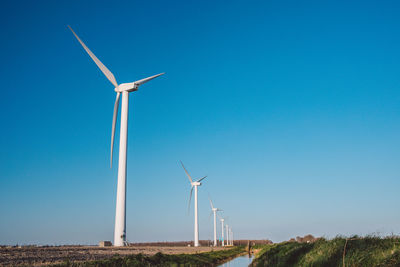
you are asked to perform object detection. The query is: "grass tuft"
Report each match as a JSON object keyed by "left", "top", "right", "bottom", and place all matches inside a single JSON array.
[{"left": 251, "top": 236, "right": 400, "bottom": 267}]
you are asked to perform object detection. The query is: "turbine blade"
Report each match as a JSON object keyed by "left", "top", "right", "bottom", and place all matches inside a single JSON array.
[
  {"left": 110, "top": 92, "right": 120, "bottom": 168},
  {"left": 180, "top": 161, "right": 193, "bottom": 183},
  {"left": 208, "top": 196, "right": 214, "bottom": 209},
  {"left": 197, "top": 175, "right": 207, "bottom": 183},
  {"left": 134, "top": 73, "right": 165, "bottom": 86},
  {"left": 209, "top": 211, "right": 213, "bottom": 220},
  {"left": 68, "top": 26, "right": 118, "bottom": 88},
  {"left": 188, "top": 186, "right": 193, "bottom": 213}
]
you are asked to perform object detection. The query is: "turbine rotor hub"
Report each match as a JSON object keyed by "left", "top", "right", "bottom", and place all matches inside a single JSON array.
[{"left": 115, "top": 82, "right": 138, "bottom": 92}]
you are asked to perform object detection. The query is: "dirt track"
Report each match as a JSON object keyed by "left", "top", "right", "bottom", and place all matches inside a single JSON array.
[{"left": 0, "top": 246, "right": 228, "bottom": 266}]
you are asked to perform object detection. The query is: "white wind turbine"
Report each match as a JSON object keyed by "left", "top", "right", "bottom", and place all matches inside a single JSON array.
[
  {"left": 231, "top": 228, "right": 234, "bottom": 246},
  {"left": 208, "top": 197, "right": 222, "bottom": 247},
  {"left": 219, "top": 216, "right": 227, "bottom": 246},
  {"left": 69, "top": 26, "right": 164, "bottom": 247},
  {"left": 229, "top": 227, "right": 233, "bottom": 245},
  {"left": 226, "top": 224, "right": 229, "bottom": 246},
  {"left": 181, "top": 161, "right": 207, "bottom": 247}
]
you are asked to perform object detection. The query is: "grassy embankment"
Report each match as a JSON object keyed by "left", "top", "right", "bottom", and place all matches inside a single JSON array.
[
  {"left": 53, "top": 246, "right": 245, "bottom": 267},
  {"left": 251, "top": 236, "right": 400, "bottom": 267}
]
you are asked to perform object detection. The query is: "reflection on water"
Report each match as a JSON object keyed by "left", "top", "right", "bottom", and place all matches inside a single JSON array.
[{"left": 218, "top": 254, "right": 254, "bottom": 267}]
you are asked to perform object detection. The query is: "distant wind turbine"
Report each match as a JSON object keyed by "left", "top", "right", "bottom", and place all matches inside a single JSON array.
[
  {"left": 231, "top": 228, "right": 234, "bottom": 246},
  {"left": 181, "top": 161, "right": 207, "bottom": 247},
  {"left": 208, "top": 197, "right": 222, "bottom": 247},
  {"left": 69, "top": 26, "right": 164, "bottom": 246},
  {"left": 219, "top": 216, "right": 227, "bottom": 246},
  {"left": 226, "top": 224, "right": 230, "bottom": 246},
  {"left": 229, "top": 227, "right": 233, "bottom": 246}
]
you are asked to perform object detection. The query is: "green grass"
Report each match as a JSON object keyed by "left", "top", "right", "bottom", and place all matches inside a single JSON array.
[
  {"left": 51, "top": 246, "right": 245, "bottom": 267},
  {"left": 251, "top": 236, "right": 400, "bottom": 267}
]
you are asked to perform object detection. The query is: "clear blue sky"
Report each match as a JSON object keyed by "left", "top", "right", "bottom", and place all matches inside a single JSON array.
[{"left": 1, "top": 0, "right": 399, "bottom": 245}]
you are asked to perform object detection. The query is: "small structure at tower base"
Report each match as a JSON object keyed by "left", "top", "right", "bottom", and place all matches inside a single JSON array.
[{"left": 99, "top": 241, "right": 112, "bottom": 247}]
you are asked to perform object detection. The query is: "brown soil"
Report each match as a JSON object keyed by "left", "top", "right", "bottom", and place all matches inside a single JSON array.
[{"left": 0, "top": 246, "right": 228, "bottom": 266}]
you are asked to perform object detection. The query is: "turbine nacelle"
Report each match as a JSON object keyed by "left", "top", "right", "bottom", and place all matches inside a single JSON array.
[
  {"left": 191, "top": 181, "right": 201, "bottom": 186},
  {"left": 115, "top": 82, "right": 138, "bottom": 93},
  {"left": 114, "top": 72, "right": 165, "bottom": 93}
]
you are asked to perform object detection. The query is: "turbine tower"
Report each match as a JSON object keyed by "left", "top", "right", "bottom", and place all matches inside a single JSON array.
[
  {"left": 69, "top": 26, "right": 164, "bottom": 246},
  {"left": 226, "top": 224, "right": 229, "bottom": 246},
  {"left": 181, "top": 161, "right": 207, "bottom": 247},
  {"left": 220, "top": 217, "right": 225, "bottom": 246},
  {"left": 228, "top": 227, "right": 232, "bottom": 246},
  {"left": 208, "top": 197, "right": 222, "bottom": 247},
  {"left": 231, "top": 228, "right": 234, "bottom": 246}
]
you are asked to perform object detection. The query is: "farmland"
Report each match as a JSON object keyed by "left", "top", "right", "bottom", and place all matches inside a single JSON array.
[{"left": 0, "top": 244, "right": 246, "bottom": 266}]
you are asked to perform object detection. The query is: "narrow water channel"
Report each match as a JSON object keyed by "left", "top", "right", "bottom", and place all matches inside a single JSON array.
[{"left": 218, "top": 254, "right": 254, "bottom": 267}]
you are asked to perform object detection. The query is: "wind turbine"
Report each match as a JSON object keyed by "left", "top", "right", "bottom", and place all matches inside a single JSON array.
[
  {"left": 68, "top": 26, "right": 164, "bottom": 247},
  {"left": 226, "top": 224, "right": 229, "bottom": 246},
  {"left": 181, "top": 161, "right": 207, "bottom": 247},
  {"left": 231, "top": 228, "right": 234, "bottom": 246},
  {"left": 208, "top": 197, "right": 222, "bottom": 247},
  {"left": 219, "top": 216, "right": 226, "bottom": 246},
  {"left": 228, "top": 227, "right": 232, "bottom": 246}
]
